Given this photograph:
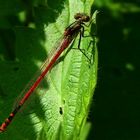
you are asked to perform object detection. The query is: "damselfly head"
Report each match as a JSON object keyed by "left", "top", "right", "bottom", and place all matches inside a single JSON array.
[{"left": 74, "top": 13, "right": 90, "bottom": 22}]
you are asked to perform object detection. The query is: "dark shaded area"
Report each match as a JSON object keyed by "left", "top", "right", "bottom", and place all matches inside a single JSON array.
[{"left": 88, "top": 1, "right": 140, "bottom": 140}]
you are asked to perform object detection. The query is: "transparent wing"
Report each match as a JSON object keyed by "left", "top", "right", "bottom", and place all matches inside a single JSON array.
[{"left": 13, "top": 35, "right": 64, "bottom": 109}]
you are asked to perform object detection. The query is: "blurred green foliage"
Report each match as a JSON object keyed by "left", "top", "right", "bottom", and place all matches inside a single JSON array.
[{"left": 88, "top": 0, "right": 140, "bottom": 140}]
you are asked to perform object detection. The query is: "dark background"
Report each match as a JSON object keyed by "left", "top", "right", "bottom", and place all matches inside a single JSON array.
[
  {"left": 88, "top": 0, "right": 140, "bottom": 140},
  {"left": 0, "top": 0, "right": 140, "bottom": 139}
]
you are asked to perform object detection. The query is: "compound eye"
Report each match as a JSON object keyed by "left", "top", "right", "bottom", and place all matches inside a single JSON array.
[
  {"left": 84, "top": 16, "right": 90, "bottom": 22},
  {"left": 74, "top": 13, "right": 90, "bottom": 22},
  {"left": 74, "top": 13, "right": 82, "bottom": 20}
]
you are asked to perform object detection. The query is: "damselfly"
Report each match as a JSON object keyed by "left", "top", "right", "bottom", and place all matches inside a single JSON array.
[{"left": 0, "top": 13, "right": 92, "bottom": 132}]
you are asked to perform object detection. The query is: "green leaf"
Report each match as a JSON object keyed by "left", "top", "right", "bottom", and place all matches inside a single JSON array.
[{"left": 0, "top": 0, "right": 97, "bottom": 139}]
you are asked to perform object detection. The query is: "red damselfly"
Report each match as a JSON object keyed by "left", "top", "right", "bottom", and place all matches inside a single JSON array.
[{"left": 0, "top": 13, "right": 91, "bottom": 132}]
